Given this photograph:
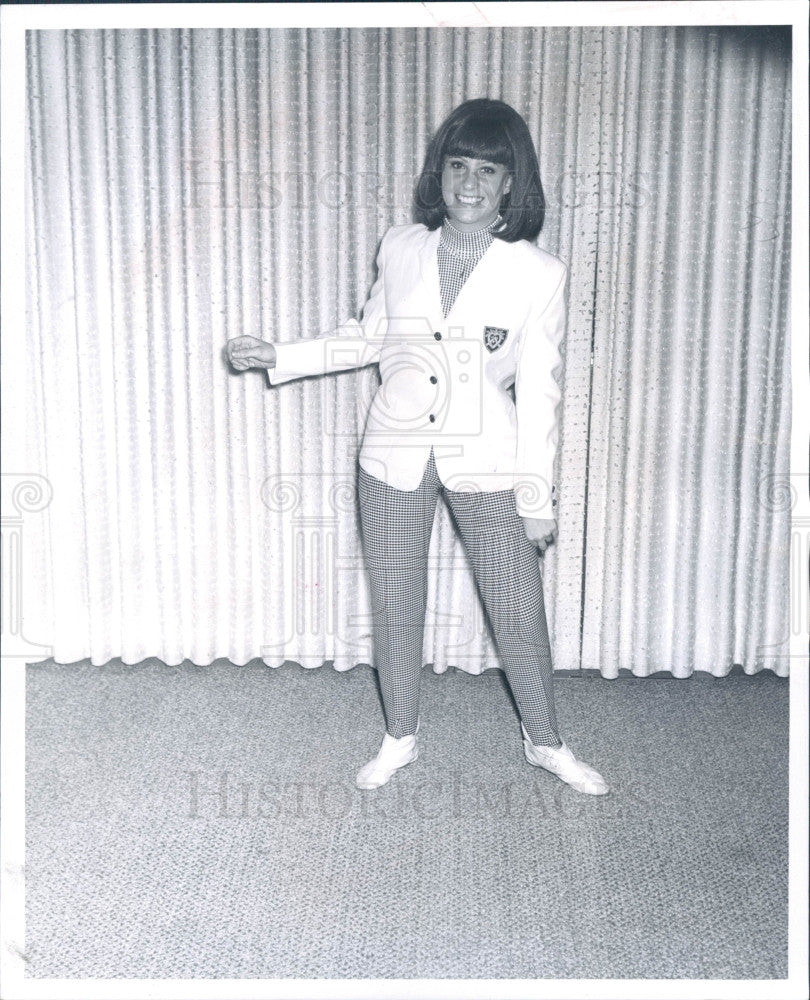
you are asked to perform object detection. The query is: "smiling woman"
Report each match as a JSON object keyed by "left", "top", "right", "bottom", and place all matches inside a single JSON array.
[{"left": 227, "top": 97, "right": 609, "bottom": 797}]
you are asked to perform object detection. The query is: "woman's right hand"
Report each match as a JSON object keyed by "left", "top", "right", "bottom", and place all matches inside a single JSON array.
[{"left": 227, "top": 336, "right": 277, "bottom": 371}]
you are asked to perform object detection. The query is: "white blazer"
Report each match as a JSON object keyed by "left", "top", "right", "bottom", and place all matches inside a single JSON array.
[{"left": 267, "top": 222, "right": 567, "bottom": 519}]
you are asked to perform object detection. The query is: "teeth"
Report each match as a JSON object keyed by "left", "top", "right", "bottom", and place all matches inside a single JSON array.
[{"left": 457, "top": 195, "right": 483, "bottom": 205}]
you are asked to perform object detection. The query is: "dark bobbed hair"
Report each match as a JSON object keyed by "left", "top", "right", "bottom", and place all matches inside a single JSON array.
[{"left": 413, "top": 98, "right": 545, "bottom": 243}]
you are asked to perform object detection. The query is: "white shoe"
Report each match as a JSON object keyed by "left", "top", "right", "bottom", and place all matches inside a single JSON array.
[
  {"left": 521, "top": 723, "right": 609, "bottom": 796},
  {"left": 356, "top": 720, "right": 420, "bottom": 790}
]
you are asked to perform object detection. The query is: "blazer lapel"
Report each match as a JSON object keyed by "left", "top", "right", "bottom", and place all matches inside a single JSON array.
[
  {"left": 417, "top": 228, "right": 443, "bottom": 330},
  {"left": 416, "top": 227, "right": 513, "bottom": 329},
  {"left": 445, "top": 236, "right": 511, "bottom": 325}
]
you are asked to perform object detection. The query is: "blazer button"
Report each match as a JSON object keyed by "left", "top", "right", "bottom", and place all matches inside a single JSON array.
[
  {"left": 429, "top": 414, "right": 436, "bottom": 422},
  {"left": 434, "top": 331, "right": 442, "bottom": 340},
  {"left": 429, "top": 375, "right": 438, "bottom": 384}
]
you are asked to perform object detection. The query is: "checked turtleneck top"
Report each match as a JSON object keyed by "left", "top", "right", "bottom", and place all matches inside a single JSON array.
[{"left": 437, "top": 214, "right": 503, "bottom": 319}]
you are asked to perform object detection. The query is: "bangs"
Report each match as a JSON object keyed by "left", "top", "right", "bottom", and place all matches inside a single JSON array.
[{"left": 444, "top": 118, "right": 513, "bottom": 168}]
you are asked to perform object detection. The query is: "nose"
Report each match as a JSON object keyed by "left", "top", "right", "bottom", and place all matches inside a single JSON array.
[{"left": 461, "top": 170, "right": 478, "bottom": 192}]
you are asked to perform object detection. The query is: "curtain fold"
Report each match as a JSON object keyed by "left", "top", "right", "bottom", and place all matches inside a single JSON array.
[
  {"left": 579, "top": 27, "right": 791, "bottom": 676},
  {"left": 21, "top": 26, "right": 791, "bottom": 675}
]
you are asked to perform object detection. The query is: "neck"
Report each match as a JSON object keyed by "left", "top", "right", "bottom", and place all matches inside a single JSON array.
[{"left": 444, "top": 214, "right": 501, "bottom": 235}]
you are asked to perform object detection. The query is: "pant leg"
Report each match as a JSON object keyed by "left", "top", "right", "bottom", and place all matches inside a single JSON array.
[
  {"left": 443, "top": 486, "right": 562, "bottom": 747},
  {"left": 357, "top": 453, "right": 441, "bottom": 738}
]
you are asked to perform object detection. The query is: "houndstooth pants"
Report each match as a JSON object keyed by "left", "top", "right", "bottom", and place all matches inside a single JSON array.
[{"left": 358, "top": 448, "right": 562, "bottom": 747}]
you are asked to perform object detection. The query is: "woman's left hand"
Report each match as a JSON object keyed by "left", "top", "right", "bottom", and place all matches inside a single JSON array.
[{"left": 522, "top": 517, "right": 557, "bottom": 554}]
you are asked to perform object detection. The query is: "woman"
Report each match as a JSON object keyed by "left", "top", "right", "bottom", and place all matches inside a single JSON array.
[{"left": 227, "top": 99, "right": 608, "bottom": 796}]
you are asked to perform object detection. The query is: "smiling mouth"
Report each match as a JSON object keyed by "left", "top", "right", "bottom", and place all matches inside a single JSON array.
[{"left": 456, "top": 195, "right": 484, "bottom": 206}]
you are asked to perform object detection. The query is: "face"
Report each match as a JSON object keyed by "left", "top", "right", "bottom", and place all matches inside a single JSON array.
[{"left": 441, "top": 154, "right": 513, "bottom": 231}]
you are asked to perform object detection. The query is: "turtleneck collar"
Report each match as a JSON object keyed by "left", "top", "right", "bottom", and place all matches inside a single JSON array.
[{"left": 439, "top": 214, "right": 503, "bottom": 257}]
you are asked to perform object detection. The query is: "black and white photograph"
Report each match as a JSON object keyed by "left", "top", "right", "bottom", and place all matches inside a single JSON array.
[{"left": 1, "top": 2, "right": 807, "bottom": 998}]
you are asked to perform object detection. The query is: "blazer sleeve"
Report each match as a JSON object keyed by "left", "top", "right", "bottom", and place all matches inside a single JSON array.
[
  {"left": 513, "top": 262, "right": 567, "bottom": 519},
  {"left": 266, "top": 230, "right": 390, "bottom": 386}
]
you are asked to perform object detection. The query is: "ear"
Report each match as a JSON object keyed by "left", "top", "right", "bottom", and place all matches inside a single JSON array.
[{"left": 504, "top": 173, "right": 513, "bottom": 195}]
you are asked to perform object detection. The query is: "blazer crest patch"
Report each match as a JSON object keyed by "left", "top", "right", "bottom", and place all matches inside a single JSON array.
[{"left": 483, "top": 326, "right": 509, "bottom": 352}]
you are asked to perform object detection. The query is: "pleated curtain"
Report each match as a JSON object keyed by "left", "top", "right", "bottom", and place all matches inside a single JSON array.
[{"left": 19, "top": 25, "right": 791, "bottom": 675}]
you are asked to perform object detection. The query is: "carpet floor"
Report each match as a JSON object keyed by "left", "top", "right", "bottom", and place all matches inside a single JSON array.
[{"left": 25, "top": 660, "right": 788, "bottom": 980}]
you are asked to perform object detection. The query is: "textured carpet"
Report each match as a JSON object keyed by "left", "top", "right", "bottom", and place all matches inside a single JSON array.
[{"left": 25, "top": 660, "right": 788, "bottom": 979}]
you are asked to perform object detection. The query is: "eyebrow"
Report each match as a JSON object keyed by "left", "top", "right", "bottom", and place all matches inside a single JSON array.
[{"left": 445, "top": 155, "right": 499, "bottom": 166}]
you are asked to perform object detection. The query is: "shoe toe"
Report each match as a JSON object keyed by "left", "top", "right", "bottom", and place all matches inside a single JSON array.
[
  {"left": 355, "top": 760, "right": 383, "bottom": 789},
  {"left": 524, "top": 740, "right": 610, "bottom": 795},
  {"left": 561, "top": 760, "right": 610, "bottom": 795},
  {"left": 355, "top": 768, "right": 385, "bottom": 790},
  {"left": 568, "top": 771, "right": 610, "bottom": 796},
  {"left": 355, "top": 744, "right": 418, "bottom": 790}
]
